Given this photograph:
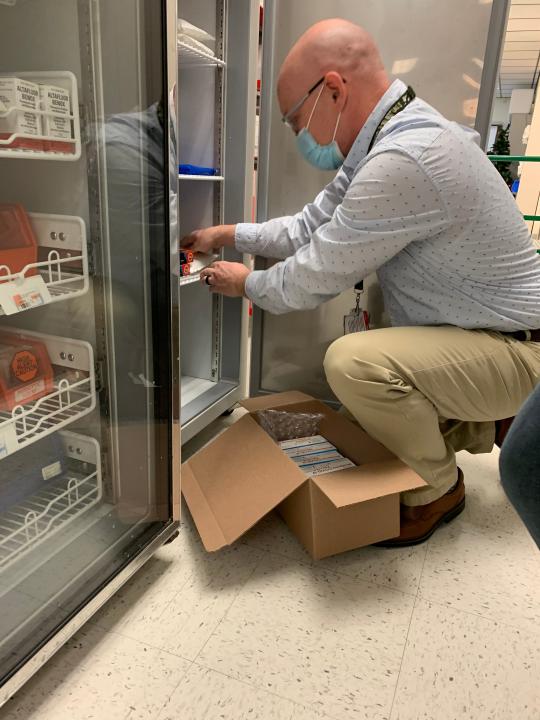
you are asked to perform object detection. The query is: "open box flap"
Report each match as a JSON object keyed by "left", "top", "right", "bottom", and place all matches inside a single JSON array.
[
  {"left": 240, "top": 391, "right": 314, "bottom": 413},
  {"left": 312, "top": 460, "right": 427, "bottom": 509},
  {"left": 182, "top": 413, "right": 307, "bottom": 550}
]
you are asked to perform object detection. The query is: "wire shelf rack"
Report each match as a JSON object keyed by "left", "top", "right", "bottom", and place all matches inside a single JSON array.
[
  {"left": 0, "top": 432, "right": 102, "bottom": 573},
  {"left": 178, "top": 38, "right": 226, "bottom": 67},
  {"left": 0, "top": 330, "right": 95, "bottom": 459},
  {"left": 0, "top": 213, "right": 89, "bottom": 315}
]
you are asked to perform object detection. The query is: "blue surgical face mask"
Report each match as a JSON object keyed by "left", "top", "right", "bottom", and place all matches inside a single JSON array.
[{"left": 296, "top": 85, "right": 344, "bottom": 171}]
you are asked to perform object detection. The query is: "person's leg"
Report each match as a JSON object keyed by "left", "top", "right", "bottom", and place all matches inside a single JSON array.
[
  {"left": 324, "top": 326, "right": 540, "bottom": 507},
  {"left": 499, "top": 384, "right": 540, "bottom": 548}
]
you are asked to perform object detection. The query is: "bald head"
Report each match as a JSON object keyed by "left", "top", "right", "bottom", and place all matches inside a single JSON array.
[
  {"left": 279, "top": 19, "right": 385, "bottom": 95},
  {"left": 278, "top": 19, "right": 390, "bottom": 157}
]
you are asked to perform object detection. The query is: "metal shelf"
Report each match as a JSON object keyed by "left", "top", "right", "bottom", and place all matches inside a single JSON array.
[
  {"left": 178, "top": 38, "right": 226, "bottom": 67},
  {"left": 0, "top": 432, "right": 102, "bottom": 573},
  {"left": 0, "top": 71, "right": 81, "bottom": 161},
  {"left": 0, "top": 213, "right": 89, "bottom": 316},
  {"left": 179, "top": 174, "right": 224, "bottom": 181},
  {"left": 181, "top": 375, "right": 216, "bottom": 407},
  {"left": 0, "top": 330, "right": 95, "bottom": 459}
]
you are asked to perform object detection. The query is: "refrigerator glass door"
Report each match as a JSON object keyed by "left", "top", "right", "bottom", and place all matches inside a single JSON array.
[{"left": 0, "top": 0, "right": 177, "bottom": 697}]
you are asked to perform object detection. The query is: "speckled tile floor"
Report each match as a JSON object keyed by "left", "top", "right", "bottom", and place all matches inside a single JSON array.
[{"left": 1, "top": 410, "right": 539, "bottom": 720}]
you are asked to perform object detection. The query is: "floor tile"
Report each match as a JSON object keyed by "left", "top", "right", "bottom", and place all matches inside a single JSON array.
[
  {"left": 455, "top": 449, "right": 528, "bottom": 538},
  {"left": 390, "top": 599, "right": 540, "bottom": 720},
  {"left": 93, "top": 519, "right": 262, "bottom": 661},
  {"left": 90, "top": 529, "right": 195, "bottom": 635},
  {"left": 1, "top": 624, "right": 189, "bottom": 720},
  {"left": 155, "top": 663, "right": 332, "bottom": 720},
  {"left": 198, "top": 553, "right": 415, "bottom": 720},
  {"left": 241, "top": 510, "right": 313, "bottom": 562},
  {"left": 243, "top": 511, "right": 427, "bottom": 596},
  {"left": 419, "top": 520, "right": 540, "bottom": 633}
]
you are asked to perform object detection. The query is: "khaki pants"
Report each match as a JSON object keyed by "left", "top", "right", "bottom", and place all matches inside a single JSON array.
[{"left": 323, "top": 326, "right": 540, "bottom": 507}]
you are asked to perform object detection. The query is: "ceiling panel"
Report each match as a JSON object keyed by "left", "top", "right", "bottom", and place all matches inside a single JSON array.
[
  {"left": 497, "top": 1, "right": 540, "bottom": 98},
  {"left": 510, "top": 4, "right": 540, "bottom": 17},
  {"left": 504, "top": 40, "right": 540, "bottom": 50},
  {"left": 507, "top": 18, "right": 540, "bottom": 30}
]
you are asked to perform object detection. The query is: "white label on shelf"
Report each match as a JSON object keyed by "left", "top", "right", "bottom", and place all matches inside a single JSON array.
[
  {"left": 42, "top": 461, "right": 62, "bottom": 481},
  {"left": 0, "top": 275, "right": 52, "bottom": 315},
  {"left": 14, "top": 379, "right": 45, "bottom": 405},
  {"left": 0, "top": 424, "right": 18, "bottom": 459}
]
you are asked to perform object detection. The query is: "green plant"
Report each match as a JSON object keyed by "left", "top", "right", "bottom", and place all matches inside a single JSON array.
[{"left": 489, "top": 124, "right": 514, "bottom": 186}]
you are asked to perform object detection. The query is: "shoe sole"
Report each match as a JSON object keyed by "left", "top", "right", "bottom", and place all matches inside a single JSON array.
[{"left": 375, "top": 496, "right": 466, "bottom": 548}]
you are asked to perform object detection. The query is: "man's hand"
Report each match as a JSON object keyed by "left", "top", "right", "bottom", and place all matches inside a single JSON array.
[
  {"left": 180, "top": 224, "right": 236, "bottom": 255},
  {"left": 200, "top": 261, "right": 250, "bottom": 298}
]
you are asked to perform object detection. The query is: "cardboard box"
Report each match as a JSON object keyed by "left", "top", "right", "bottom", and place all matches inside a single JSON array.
[{"left": 182, "top": 391, "right": 426, "bottom": 560}]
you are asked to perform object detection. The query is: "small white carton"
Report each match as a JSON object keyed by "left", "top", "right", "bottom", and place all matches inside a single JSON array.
[
  {"left": 0, "top": 77, "right": 39, "bottom": 110},
  {"left": 0, "top": 77, "right": 41, "bottom": 139},
  {"left": 39, "top": 84, "right": 71, "bottom": 140}
]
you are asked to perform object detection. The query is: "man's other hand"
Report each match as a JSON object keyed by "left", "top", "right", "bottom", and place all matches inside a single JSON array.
[
  {"left": 180, "top": 224, "right": 235, "bottom": 254},
  {"left": 200, "top": 261, "right": 250, "bottom": 298}
]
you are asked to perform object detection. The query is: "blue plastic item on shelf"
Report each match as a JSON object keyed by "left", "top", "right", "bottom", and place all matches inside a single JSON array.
[
  {"left": 0, "top": 434, "right": 65, "bottom": 514},
  {"left": 179, "top": 163, "right": 219, "bottom": 176}
]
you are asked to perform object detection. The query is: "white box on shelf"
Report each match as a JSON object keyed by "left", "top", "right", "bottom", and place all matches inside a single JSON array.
[
  {"left": 0, "top": 76, "right": 40, "bottom": 110},
  {"left": 39, "top": 84, "right": 72, "bottom": 141},
  {"left": 0, "top": 76, "right": 42, "bottom": 142},
  {"left": 0, "top": 71, "right": 80, "bottom": 160},
  {"left": 0, "top": 213, "right": 89, "bottom": 315}
]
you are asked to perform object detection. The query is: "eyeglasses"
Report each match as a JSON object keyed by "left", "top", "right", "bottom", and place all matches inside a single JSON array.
[{"left": 281, "top": 76, "right": 325, "bottom": 130}]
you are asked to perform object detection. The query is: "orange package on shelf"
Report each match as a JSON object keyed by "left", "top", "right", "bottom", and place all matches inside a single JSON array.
[
  {"left": 0, "top": 331, "right": 54, "bottom": 411},
  {"left": 0, "top": 203, "right": 38, "bottom": 282}
]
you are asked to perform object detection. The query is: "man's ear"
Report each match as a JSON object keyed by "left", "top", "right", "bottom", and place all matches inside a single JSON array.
[{"left": 324, "top": 71, "right": 347, "bottom": 110}]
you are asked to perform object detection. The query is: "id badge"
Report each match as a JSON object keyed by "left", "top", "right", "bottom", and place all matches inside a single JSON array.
[{"left": 343, "top": 289, "right": 370, "bottom": 335}]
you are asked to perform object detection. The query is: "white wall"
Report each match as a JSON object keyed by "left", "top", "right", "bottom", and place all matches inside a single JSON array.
[
  {"left": 516, "top": 90, "right": 540, "bottom": 246},
  {"left": 491, "top": 97, "right": 510, "bottom": 126}
]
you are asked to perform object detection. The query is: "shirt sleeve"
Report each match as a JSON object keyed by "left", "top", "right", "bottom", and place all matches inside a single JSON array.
[
  {"left": 244, "top": 150, "right": 449, "bottom": 314},
  {"left": 234, "top": 169, "right": 349, "bottom": 260}
]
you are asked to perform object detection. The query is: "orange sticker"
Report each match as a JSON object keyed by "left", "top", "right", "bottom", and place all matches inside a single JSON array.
[{"left": 11, "top": 350, "right": 39, "bottom": 383}]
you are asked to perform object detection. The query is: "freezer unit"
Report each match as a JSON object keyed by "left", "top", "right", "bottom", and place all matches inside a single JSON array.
[{"left": 0, "top": 0, "right": 179, "bottom": 704}]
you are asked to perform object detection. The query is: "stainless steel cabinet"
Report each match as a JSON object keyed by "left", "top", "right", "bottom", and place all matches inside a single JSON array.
[{"left": 251, "top": 0, "right": 508, "bottom": 402}]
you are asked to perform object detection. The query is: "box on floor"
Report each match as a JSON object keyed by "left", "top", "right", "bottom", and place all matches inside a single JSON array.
[{"left": 182, "top": 391, "right": 426, "bottom": 560}]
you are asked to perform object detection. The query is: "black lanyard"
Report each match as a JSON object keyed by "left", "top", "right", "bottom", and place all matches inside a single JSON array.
[
  {"left": 366, "top": 86, "right": 416, "bottom": 153},
  {"left": 354, "top": 87, "right": 416, "bottom": 293}
]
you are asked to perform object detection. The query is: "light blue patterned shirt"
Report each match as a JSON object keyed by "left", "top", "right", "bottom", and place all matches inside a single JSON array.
[{"left": 236, "top": 79, "right": 540, "bottom": 331}]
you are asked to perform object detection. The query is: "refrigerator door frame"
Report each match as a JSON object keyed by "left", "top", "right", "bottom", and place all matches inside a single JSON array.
[
  {"left": 250, "top": 0, "right": 510, "bottom": 400},
  {"left": 179, "top": 0, "right": 260, "bottom": 444},
  {"left": 0, "top": 0, "right": 181, "bottom": 704}
]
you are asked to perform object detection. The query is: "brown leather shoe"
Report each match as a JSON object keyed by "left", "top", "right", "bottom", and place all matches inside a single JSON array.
[
  {"left": 495, "top": 417, "right": 514, "bottom": 448},
  {"left": 376, "top": 469, "right": 465, "bottom": 547}
]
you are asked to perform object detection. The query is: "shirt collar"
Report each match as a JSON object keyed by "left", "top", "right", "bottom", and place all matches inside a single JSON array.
[{"left": 342, "top": 78, "right": 407, "bottom": 174}]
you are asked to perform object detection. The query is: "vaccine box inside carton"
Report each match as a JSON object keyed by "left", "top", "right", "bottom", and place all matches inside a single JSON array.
[{"left": 182, "top": 391, "right": 427, "bottom": 560}]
